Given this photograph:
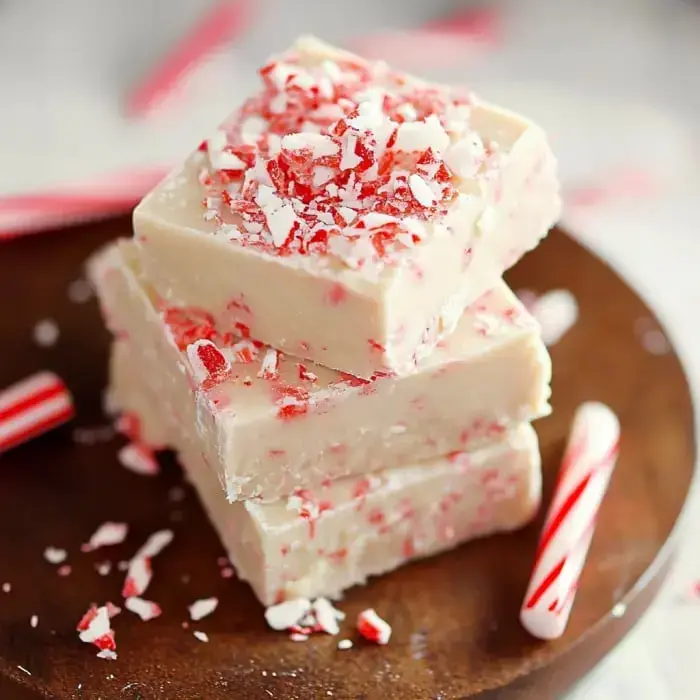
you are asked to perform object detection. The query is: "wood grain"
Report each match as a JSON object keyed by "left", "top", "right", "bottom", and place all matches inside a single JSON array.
[{"left": 0, "top": 220, "right": 694, "bottom": 699}]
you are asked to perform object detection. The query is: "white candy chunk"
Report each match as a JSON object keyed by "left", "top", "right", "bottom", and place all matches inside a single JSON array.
[
  {"left": 282, "top": 133, "right": 339, "bottom": 158},
  {"left": 394, "top": 115, "right": 450, "bottom": 154},
  {"left": 264, "top": 598, "right": 312, "bottom": 631},
  {"left": 409, "top": 174, "right": 436, "bottom": 207},
  {"left": 444, "top": 134, "right": 485, "bottom": 179},
  {"left": 530, "top": 290, "right": 579, "bottom": 347},
  {"left": 188, "top": 597, "right": 219, "bottom": 621},
  {"left": 312, "top": 597, "right": 343, "bottom": 635}
]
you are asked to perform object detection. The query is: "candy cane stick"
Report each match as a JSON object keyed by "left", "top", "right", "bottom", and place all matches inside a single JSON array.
[
  {"left": 0, "top": 372, "right": 75, "bottom": 453},
  {"left": 520, "top": 402, "right": 620, "bottom": 640}
]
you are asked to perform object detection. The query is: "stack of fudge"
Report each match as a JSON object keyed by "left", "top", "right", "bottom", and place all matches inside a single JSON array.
[{"left": 90, "top": 37, "right": 560, "bottom": 607}]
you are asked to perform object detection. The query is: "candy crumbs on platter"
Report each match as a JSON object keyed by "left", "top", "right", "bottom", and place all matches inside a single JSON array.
[
  {"left": 43, "top": 546, "right": 67, "bottom": 564},
  {"left": 122, "top": 557, "right": 152, "bottom": 598},
  {"left": 289, "top": 633, "right": 309, "bottom": 642},
  {"left": 312, "top": 597, "right": 345, "bottom": 635},
  {"left": 357, "top": 608, "right": 392, "bottom": 645},
  {"left": 77, "top": 605, "right": 117, "bottom": 659},
  {"left": 188, "top": 597, "right": 219, "bottom": 621},
  {"left": 32, "top": 319, "right": 60, "bottom": 347},
  {"left": 264, "top": 598, "right": 312, "bottom": 631},
  {"left": 193, "top": 630, "right": 209, "bottom": 643},
  {"left": 337, "top": 639, "right": 353, "bottom": 650},
  {"left": 0, "top": 372, "right": 75, "bottom": 453},
  {"left": 125, "top": 596, "right": 162, "bottom": 622},
  {"left": 82, "top": 522, "right": 129, "bottom": 552},
  {"left": 118, "top": 443, "right": 160, "bottom": 476}
]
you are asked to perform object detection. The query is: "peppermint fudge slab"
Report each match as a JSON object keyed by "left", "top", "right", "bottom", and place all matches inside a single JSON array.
[
  {"left": 134, "top": 35, "right": 560, "bottom": 378},
  {"left": 91, "top": 240, "right": 551, "bottom": 502},
  {"left": 111, "top": 345, "right": 542, "bottom": 605}
]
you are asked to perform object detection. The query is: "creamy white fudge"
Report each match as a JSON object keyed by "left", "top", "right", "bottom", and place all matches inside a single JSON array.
[
  {"left": 111, "top": 345, "right": 542, "bottom": 605},
  {"left": 134, "top": 36, "right": 560, "bottom": 378},
  {"left": 91, "top": 240, "right": 551, "bottom": 502}
]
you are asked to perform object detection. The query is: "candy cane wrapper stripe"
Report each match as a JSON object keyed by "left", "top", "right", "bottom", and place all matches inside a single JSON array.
[
  {"left": 520, "top": 402, "right": 620, "bottom": 640},
  {"left": 0, "top": 372, "right": 75, "bottom": 453}
]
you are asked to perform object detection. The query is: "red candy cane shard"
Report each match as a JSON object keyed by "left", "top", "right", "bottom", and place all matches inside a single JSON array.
[
  {"left": 357, "top": 608, "right": 392, "bottom": 645},
  {"left": 0, "top": 372, "right": 75, "bottom": 453},
  {"left": 520, "top": 402, "right": 620, "bottom": 640},
  {"left": 186, "top": 339, "right": 230, "bottom": 384}
]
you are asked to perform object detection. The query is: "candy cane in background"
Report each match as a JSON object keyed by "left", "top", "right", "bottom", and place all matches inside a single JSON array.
[
  {"left": 350, "top": 5, "right": 499, "bottom": 67},
  {"left": 125, "top": 1, "right": 252, "bottom": 118},
  {"left": 520, "top": 402, "right": 620, "bottom": 640},
  {"left": 565, "top": 168, "right": 658, "bottom": 210},
  {"left": 0, "top": 167, "right": 167, "bottom": 240},
  {"left": 0, "top": 373, "right": 75, "bottom": 453}
]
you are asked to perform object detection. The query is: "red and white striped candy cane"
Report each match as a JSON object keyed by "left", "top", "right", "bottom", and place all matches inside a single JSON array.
[
  {"left": 0, "top": 372, "right": 75, "bottom": 453},
  {"left": 520, "top": 401, "right": 620, "bottom": 640}
]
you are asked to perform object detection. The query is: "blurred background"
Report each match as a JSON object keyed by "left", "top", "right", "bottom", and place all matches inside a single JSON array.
[{"left": 1, "top": 0, "right": 699, "bottom": 696}]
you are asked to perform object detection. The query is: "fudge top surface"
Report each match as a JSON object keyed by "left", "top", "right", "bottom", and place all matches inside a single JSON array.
[
  {"left": 94, "top": 241, "right": 543, "bottom": 421},
  {"left": 136, "top": 36, "right": 543, "bottom": 281}
]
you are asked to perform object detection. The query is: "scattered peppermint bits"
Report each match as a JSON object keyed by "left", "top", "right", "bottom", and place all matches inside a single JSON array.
[
  {"left": 118, "top": 443, "right": 160, "bottom": 476},
  {"left": 193, "top": 630, "right": 209, "bottom": 643},
  {"left": 312, "top": 597, "right": 345, "bottom": 635},
  {"left": 125, "top": 597, "right": 162, "bottom": 622},
  {"left": 82, "top": 522, "right": 128, "bottom": 552},
  {"left": 188, "top": 597, "right": 219, "bottom": 621},
  {"left": 529, "top": 290, "right": 578, "bottom": 346},
  {"left": 68, "top": 278, "right": 93, "bottom": 303},
  {"left": 33, "top": 319, "right": 60, "bottom": 347},
  {"left": 43, "top": 546, "right": 68, "bottom": 564},
  {"left": 337, "top": 639, "right": 353, "bottom": 650},
  {"left": 77, "top": 605, "right": 117, "bottom": 658},
  {"left": 357, "top": 608, "right": 392, "bottom": 645},
  {"left": 265, "top": 598, "right": 312, "bottom": 631},
  {"left": 193, "top": 49, "right": 490, "bottom": 274},
  {"left": 635, "top": 318, "right": 671, "bottom": 356}
]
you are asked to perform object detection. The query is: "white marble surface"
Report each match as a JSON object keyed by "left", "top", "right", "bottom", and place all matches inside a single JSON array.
[{"left": 1, "top": 0, "right": 699, "bottom": 696}]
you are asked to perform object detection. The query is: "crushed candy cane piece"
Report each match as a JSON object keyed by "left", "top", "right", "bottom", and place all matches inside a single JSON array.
[
  {"left": 193, "top": 630, "right": 209, "bottom": 643},
  {"left": 289, "top": 632, "right": 309, "bottom": 642},
  {"left": 2, "top": 583, "right": 10, "bottom": 593},
  {"left": 257, "top": 348, "right": 280, "bottom": 379},
  {"left": 357, "top": 608, "right": 392, "bottom": 645},
  {"left": 122, "top": 557, "right": 152, "bottom": 598},
  {"left": 313, "top": 597, "right": 343, "bottom": 635},
  {"left": 105, "top": 602, "right": 122, "bottom": 618},
  {"left": 82, "top": 522, "right": 128, "bottom": 551},
  {"left": 118, "top": 443, "right": 160, "bottom": 475},
  {"left": 95, "top": 561, "right": 112, "bottom": 576},
  {"left": 136, "top": 529, "right": 174, "bottom": 559},
  {"left": 186, "top": 338, "right": 231, "bottom": 384},
  {"left": 33, "top": 319, "right": 60, "bottom": 347},
  {"left": 189, "top": 597, "right": 219, "bottom": 621},
  {"left": 77, "top": 605, "right": 116, "bottom": 654},
  {"left": 125, "top": 596, "right": 162, "bottom": 621},
  {"left": 30, "top": 615, "right": 38, "bottom": 628},
  {"left": 265, "top": 598, "right": 311, "bottom": 631},
  {"left": 337, "top": 639, "right": 353, "bottom": 650},
  {"left": 57, "top": 565, "right": 71, "bottom": 576},
  {"left": 43, "top": 546, "right": 67, "bottom": 564},
  {"left": 529, "top": 290, "right": 578, "bottom": 347},
  {"left": 96, "top": 649, "right": 117, "bottom": 660}
]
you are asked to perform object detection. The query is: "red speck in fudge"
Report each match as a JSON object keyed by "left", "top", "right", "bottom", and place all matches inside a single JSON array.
[
  {"left": 273, "top": 384, "right": 311, "bottom": 420},
  {"left": 234, "top": 321, "right": 251, "bottom": 338},
  {"left": 367, "top": 339, "right": 385, "bottom": 354},
  {"left": 297, "top": 363, "right": 318, "bottom": 383},
  {"left": 329, "top": 443, "right": 347, "bottom": 455},
  {"left": 299, "top": 341, "right": 311, "bottom": 352},
  {"left": 402, "top": 536, "right": 416, "bottom": 558},
  {"left": 280, "top": 545, "right": 289, "bottom": 557},
  {"left": 195, "top": 341, "right": 229, "bottom": 376},
  {"left": 162, "top": 306, "right": 217, "bottom": 351},
  {"left": 367, "top": 507, "right": 385, "bottom": 526},
  {"left": 327, "top": 548, "right": 348, "bottom": 563},
  {"left": 327, "top": 283, "right": 348, "bottom": 306},
  {"left": 115, "top": 412, "right": 142, "bottom": 442},
  {"left": 226, "top": 295, "right": 252, "bottom": 315},
  {"left": 268, "top": 449, "right": 286, "bottom": 458}
]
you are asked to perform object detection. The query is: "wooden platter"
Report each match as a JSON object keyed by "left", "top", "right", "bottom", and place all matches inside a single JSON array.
[{"left": 0, "top": 220, "right": 695, "bottom": 699}]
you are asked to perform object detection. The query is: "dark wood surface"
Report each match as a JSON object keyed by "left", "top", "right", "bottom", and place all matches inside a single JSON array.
[{"left": 0, "top": 220, "right": 695, "bottom": 700}]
